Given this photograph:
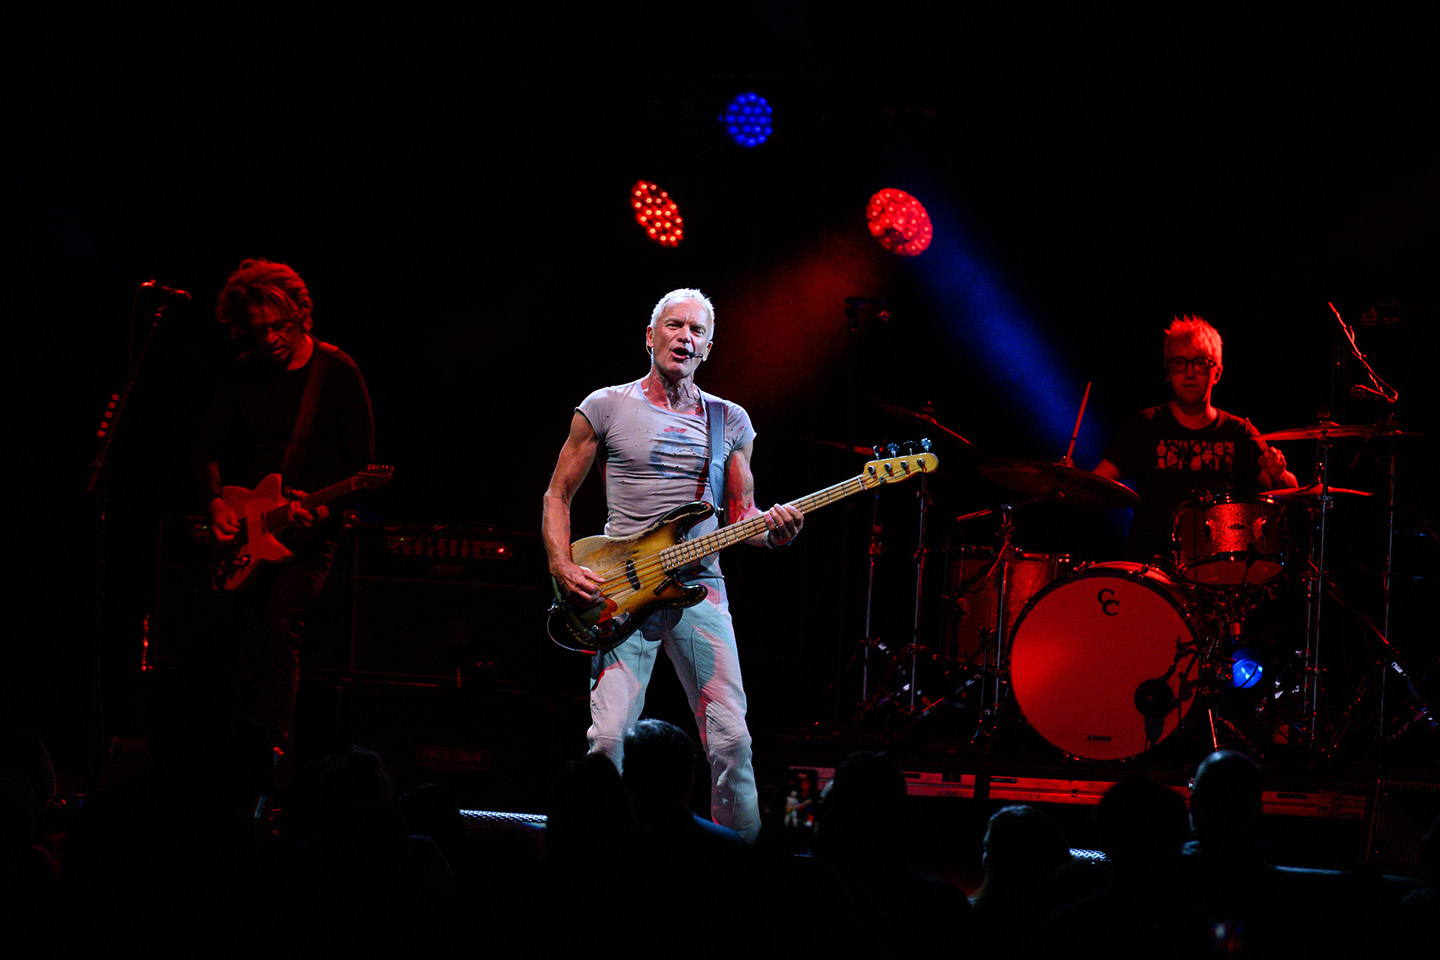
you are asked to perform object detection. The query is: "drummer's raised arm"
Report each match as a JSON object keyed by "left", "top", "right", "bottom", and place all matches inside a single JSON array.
[{"left": 1093, "top": 459, "right": 1124, "bottom": 483}]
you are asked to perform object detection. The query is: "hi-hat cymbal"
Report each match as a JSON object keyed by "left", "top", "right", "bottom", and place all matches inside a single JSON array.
[
  {"left": 873, "top": 400, "right": 982, "bottom": 456},
  {"left": 980, "top": 458, "right": 1139, "bottom": 508},
  {"left": 1257, "top": 421, "right": 1428, "bottom": 442},
  {"left": 1267, "top": 483, "right": 1373, "bottom": 499}
]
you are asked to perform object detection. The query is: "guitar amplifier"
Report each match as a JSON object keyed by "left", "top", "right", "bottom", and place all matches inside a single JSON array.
[
  {"left": 150, "top": 514, "right": 349, "bottom": 666},
  {"left": 347, "top": 522, "right": 551, "bottom": 687},
  {"left": 152, "top": 518, "right": 554, "bottom": 690}
]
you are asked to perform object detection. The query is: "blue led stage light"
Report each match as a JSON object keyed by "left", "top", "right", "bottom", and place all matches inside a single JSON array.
[
  {"left": 1232, "top": 647, "right": 1263, "bottom": 690},
  {"left": 719, "top": 93, "right": 773, "bottom": 148}
]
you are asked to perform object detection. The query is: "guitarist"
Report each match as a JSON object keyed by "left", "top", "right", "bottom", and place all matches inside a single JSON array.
[
  {"left": 542, "top": 288, "right": 802, "bottom": 844},
  {"left": 193, "top": 258, "right": 375, "bottom": 756}
]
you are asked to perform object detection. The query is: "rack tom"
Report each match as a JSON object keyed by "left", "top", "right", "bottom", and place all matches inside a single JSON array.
[{"left": 1173, "top": 493, "right": 1286, "bottom": 587}]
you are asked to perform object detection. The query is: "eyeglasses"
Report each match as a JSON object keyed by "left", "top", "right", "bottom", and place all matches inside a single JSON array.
[{"left": 1164, "top": 356, "right": 1217, "bottom": 374}]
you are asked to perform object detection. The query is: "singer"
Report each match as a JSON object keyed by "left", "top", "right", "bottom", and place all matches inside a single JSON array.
[
  {"left": 541, "top": 287, "right": 802, "bottom": 842},
  {"left": 1093, "top": 315, "right": 1297, "bottom": 562}
]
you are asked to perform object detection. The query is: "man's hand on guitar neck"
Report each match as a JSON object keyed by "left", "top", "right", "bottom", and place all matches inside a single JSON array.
[
  {"left": 282, "top": 488, "right": 328, "bottom": 537},
  {"left": 206, "top": 489, "right": 329, "bottom": 544}
]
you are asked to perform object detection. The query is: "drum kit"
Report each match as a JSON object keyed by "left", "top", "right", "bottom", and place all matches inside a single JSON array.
[{"left": 845, "top": 402, "right": 1435, "bottom": 765}]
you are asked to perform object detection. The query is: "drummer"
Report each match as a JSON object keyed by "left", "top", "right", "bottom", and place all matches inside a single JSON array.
[{"left": 1093, "top": 315, "right": 1297, "bottom": 563}]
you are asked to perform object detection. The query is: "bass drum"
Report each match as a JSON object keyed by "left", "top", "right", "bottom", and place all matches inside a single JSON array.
[{"left": 1009, "top": 562, "right": 1207, "bottom": 761}]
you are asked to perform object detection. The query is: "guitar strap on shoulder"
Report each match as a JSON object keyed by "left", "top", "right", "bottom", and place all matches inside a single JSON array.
[
  {"left": 281, "top": 341, "right": 334, "bottom": 485},
  {"left": 706, "top": 396, "right": 726, "bottom": 523}
]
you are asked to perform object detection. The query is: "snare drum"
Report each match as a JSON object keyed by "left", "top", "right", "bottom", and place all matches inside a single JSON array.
[
  {"left": 1009, "top": 562, "right": 1206, "bottom": 761},
  {"left": 1173, "top": 493, "right": 1286, "bottom": 586},
  {"left": 945, "top": 545, "right": 1073, "bottom": 664}
]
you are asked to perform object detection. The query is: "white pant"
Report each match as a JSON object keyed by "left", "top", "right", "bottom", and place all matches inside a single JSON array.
[{"left": 587, "top": 581, "right": 759, "bottom": 842}]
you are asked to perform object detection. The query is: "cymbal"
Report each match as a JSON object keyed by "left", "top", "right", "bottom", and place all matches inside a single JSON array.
[
  {"left": 873, "top": 400, "right": 982, "bottom": 456},
  {"left": 1257, "top": 421, "right": 1428, "bottom": 442},
  {"left": 1267, "top": 483, "right": 1373, "bottom": 499},
  {"left": 980, "top": 458, "right": 1139, "bottom": 508},
  {"left": 803, "top": 438, "right": 885, "bottom": 457}
]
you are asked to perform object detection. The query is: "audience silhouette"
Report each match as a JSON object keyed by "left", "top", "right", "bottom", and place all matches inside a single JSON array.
[{"left": 12, "top": 701, "right": 1434, "bottom": 960}]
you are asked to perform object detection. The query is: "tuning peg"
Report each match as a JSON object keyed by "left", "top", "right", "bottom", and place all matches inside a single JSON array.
[
  {"left": 919, "top": 438, "right": 932, "bottom": 452},
  {"left": 886, "top": 443, "right": 899, "bottom": 458}
]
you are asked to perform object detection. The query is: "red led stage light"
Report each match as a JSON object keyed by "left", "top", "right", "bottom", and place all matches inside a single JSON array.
[
  {"left": 866, "top": 188, "right": 933, "bottom": 256},
  {"left": 631, "top": 180, "right": 684, "bottom": 247}
]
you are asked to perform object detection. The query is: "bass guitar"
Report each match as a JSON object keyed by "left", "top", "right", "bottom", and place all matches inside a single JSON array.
[
  {"left": 213, "top": 464, "right": 393, "bottom": 592},
  {"left": 547, "top": 450, "right": 937, "bottom": 654}
]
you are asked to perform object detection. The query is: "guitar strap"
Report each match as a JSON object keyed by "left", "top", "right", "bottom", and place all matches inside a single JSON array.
[
  {"left": 706, "top": 396, "right": 726, "bottom": 522},
  {"left": 593, "top": 397, "right": 731, "bottom": 682},
  {"left": 592, "top": 394, "right": 727, "bottom": 680},
  {"left": 281, "top": 340, "right": 335, "bottom": 485}
]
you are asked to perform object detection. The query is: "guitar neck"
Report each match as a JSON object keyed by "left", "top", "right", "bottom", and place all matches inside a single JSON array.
[
  {"left": 659, "top": 470, "right": 885, "bottom": 570},
  {"left": 259, "top": 475, "right": 363, "bottom": 533},
  {"left": 299, "top": 475, "right": 364, "bottom": 511}
]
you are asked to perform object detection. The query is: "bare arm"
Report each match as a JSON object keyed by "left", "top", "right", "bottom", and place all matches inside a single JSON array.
[
  {"left": 542, "top": 411, "right": 606, "bottom": 603},
  {"left": 725, "top": 441, "right": 803, "bottom": 548},
  {"left": 1256, "top": 445, "right": 1298, "bottom": 491},
  {"left": 1092, "top": 459, "right": 1123, "bottom": 482}
]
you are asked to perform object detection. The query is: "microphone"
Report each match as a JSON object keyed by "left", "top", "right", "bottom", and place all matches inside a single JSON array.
[
  {"left": 1134, "top": 678, "right": 1177, "bottom": 719},
  {"left": 1349, "top": 384, "right": 1395, "bottom": 405},
  {"left": 140, "top": 279, "right": 191, "bottom": 302}
]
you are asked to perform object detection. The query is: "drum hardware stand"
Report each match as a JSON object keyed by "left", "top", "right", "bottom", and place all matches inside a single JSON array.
[
  {"left": 845, "top": 442, "right": 945, "bottom": 728},
  {"left": 820, "top": 444, "right": 889, "bottom": 727},
  {"left": 1298, "top": 427, "right": 1338, "bottom": 753},
  {"left": 1326, "top": 301, "right": 1422, "bottom": 753},
  {"left": 1199, "top": 592, "right": 1268, "bottom": 754},
  {"left": 953, "top": 494, "right": 1052, "bottom": 748},
  {"left": 902, "top": 441, "right": 935, "bottom": 720},
  {"left": 976, "top": 379, "right": 1088, "bottom": 740},
  {"left": 1348, "top": 411, "right": 1431, "bottom": 752},
  {"left": 1319, "top": 576, "right": 1437, "bottom": 755}
]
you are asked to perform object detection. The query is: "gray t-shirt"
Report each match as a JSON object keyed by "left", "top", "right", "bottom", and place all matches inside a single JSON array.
[{"left": 578, "top": 379, "right": 757, "bottom": 580}]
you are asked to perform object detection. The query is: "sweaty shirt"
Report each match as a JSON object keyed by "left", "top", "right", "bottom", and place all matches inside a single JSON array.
[{"left": 578, "top": 379, "right": 756, "bottom": 580}]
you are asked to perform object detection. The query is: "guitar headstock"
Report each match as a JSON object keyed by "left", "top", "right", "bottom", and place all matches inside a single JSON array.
[
  {"left": 358, "top": 464, "right": 395, "bottom": 489},
  {"left": 862, "top": 443, "right": 938, "bottom": 486}
]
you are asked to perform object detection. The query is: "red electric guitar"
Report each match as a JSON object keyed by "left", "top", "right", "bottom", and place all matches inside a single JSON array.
[{"left": 212, "top": 464, "right": 392, "bottom": 592}]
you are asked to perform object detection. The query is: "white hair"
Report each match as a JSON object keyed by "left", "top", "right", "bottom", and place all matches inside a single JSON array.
[{"left": 649, "top": 288, "right": 715, "bottom": 330}]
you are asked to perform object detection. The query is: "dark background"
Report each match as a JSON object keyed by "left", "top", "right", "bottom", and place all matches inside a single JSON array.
[{"left": 6, "top": 7, "right": 1436, "bottom": 787}]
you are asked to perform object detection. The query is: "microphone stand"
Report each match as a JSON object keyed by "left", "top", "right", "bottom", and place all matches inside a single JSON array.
[
  {"left": 1326, "top": 303, "right": 1429, "bottom": 756},
  {"left": 85, "top": 286, "right": 179, "bottom": 782}
]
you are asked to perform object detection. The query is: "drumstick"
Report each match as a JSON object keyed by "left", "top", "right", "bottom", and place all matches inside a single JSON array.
[
  {"left": 1062, "top": 381, "right": 1091, "bottom": 467},
  {"left": 1249, "top": 420, "right": 1297, "bottom": 493},
  {"left": 1249, "top": 418, "right": 1277, "bottom": 476}
]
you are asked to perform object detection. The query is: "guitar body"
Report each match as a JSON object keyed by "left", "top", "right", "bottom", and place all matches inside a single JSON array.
[
  {"left": 546, "top": 450, "right": 938, "bottom": 655},
  {"left": 210, "top": 464, "right": 394, "bottom": 592},
  {"left": 547, "top": 501, "right": 715, "bottom": 654},
  {"left": 214, "top": 473, "right": 295, "bottom": 592}
]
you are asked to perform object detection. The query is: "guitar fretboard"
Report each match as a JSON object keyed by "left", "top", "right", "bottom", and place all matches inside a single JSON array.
[
  {"left": 257, "top": 475, "right": 366, "bottom": 534},
  {"left": 658, "top": 458, "right": 928, "bottom": 570}
]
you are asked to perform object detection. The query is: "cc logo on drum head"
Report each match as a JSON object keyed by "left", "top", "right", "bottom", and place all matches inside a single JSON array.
[{"left": 1097, "top": 588, "right": 1120, "bottom": 616}]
